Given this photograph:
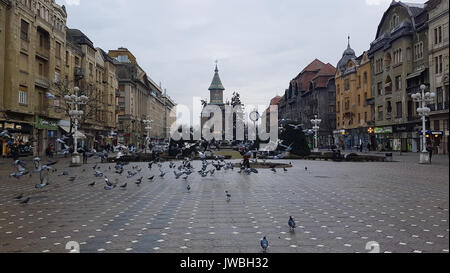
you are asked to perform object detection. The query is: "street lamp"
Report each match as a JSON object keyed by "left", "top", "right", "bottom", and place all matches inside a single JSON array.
[
  {"left": 64, "top": 87, "right": 88, "bottom": 166},
  {"left": 143, "top": 119, "right": 153, "bottom": 153},
  {"left": 412, "top": 84, "right": 435, "bottom": 164},
  {"left": 310, "top": 115, "right": 322, "bottom": 153}
]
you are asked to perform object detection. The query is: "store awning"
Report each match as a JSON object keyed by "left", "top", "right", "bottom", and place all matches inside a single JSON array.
[{"left": 406, "top": 68, "right": 425, "bottom": 80}]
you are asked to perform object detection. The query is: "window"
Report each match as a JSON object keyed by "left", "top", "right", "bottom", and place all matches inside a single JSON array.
[
  {"left": 396, "top": 102, "right": 402, "bottom": 118},
  {"left": 20, "top": 20, "right": 29, "bottom": 41},
  {"left": 358, "top": 113, "right": 361, "bottom": 124},
  {"left": 18, "top": 87, "right": 28, "bottom": 105},
  {"left": 387, "top": 101, "right": 392, "bottom": 113},
  {"left": 375, "top": 58, "right": 383, "bottom": 73},
  {"left": 65, "top": 51, "right": 69, "bottom": 65},
  {"left": 377, "top": 82, "right": 383, "bottom": 96},
  {"left": 414, "top": 42, "right": 423, "bottom": 60},
  {"left": 395, "top": 76, "right": 402, "bottom": 90},
  {"left": 89, "top": 63, "right": 93, "bottom": 76},
  {"left": 385, "top": 76, "right": 392, "bottom": 94},
  {"left": 358, "top": 76, "right": 361, "bottom": 89},
  {"left": 378, "top": 106, "right": 383, "bottom": 121},
  {"left": 55, "top": 42, "right": 61, "bottom": 59},
  {"left": 393, "top": 48, "right": 402, "bottom": 65},
  {"left": 358, "top": 95, "right": 361, "bottom": 106},
  {"left": 434, "top": 120, "right": 440, "bottom": 131},
  {"left": 75, "top": 57, "right": 80, "bottom": 67},
  {"left": 344, "top": 78, "right": 350, "bottom": 91},
  {"left": 364, "top": 112, "right": 368, "bottom": 122},
  {"left": 363, "top": 72, "right": 368, "bottom": 84},
  {"left": 345, "top": 98, "right": 350, "bottom": 110},
  {"left": 435, "top": 26, "right": 443, "bottom": 45},
  {"left": 435, "top": 55, "right": 443, "bottom": 74}
]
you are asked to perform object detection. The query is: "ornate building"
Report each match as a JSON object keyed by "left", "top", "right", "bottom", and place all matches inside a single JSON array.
[
  {"left": 278, "top": 59, "right": 336, "bottom": 148},
  {"left": 109, "top": 47, "right": 172, "bottom": 146},
  {"left": 427, "top": 0, "right": 449, "bottom": 155},
  {"left": 0, "top": 0, "right": 69, "bottom": 156},
  {"left": 368, "top": 1, "right": 428, "bottom": 152},
  {"left": 335, "top": 38, "right": 374, "bottom": 150}
]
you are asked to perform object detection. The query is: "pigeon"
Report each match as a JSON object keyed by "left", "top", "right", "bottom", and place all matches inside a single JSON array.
[
  {"left": 45, "top": 92, "right": 56, "bottom": 99},
  {"left": 104, "top": 185, "right": 114, "bottom": 190},
  {"left": 271, "top": 168, "right": 277, "bottom": 173},
  {"left": 59, "top": 171, "right": 69, "bottom": 176},
  {"left": 261, "top": 236, "right": 269, "bottom": 252},
  {"left": 120, "top": 183, "right": 128, "bottom": 189},
  {"left": 68, "top": 177, "right": 76, "bottom": 182},
  {"left": 93, "top": 164, "right": 98, "bottom": 170},
  {"left": 10, "top": 160, "right": 29, "bottom": 178},
  {"left": 20, "top": 197, "right": 31, "bottom": 204},
  {"left": 0, "top": 129, "right": 11, "bottom": 138},
  {"left": 135, "top": 178, "right": 142, "bottom": 186},
  {"left": 35, "top": 182, "right": 49, "bottom": 189},
  {"left": 88, "top": 182, "right": 96, "bottom": 187},
  {"left": 187, "top": 185, "right": 191, "bottom": 192},
  {"left": 148, "top": 176, "right": 155, "bottom": 181},
  {"left": 15, "top": 193, "right": 24, "bottom": 200},
  {"left": 94, "top": 171, "right": 104, "bottom": 177},
  {"left": 305, "top": 166, "right": 308, "bottom": 171},
  {"left": 225, "top": 191, "right": 231, "bottom": 201},
  {"left": 288, "top": 216, "right": 296, "bottom": 232},
  {"left": 159, "top": 170, "right": 167, "bottom": 178},
  {"left": 174, "top": 171, "right": 184, "bottom": 179},
  {"left": 284, "top": 168, "right": 288, "bottom": 172},
  {"left": 105, "top": 178, "right": 113, "bottom": 187}
]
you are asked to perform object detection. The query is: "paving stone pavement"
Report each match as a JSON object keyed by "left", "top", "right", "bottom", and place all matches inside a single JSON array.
[{"left": 0, "top": 154, "right": 448, "bottom": 253}]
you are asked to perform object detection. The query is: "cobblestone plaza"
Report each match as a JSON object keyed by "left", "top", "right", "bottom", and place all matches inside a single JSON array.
[{"left": 0, "top": 154, "right": 448, "bottom": 253}]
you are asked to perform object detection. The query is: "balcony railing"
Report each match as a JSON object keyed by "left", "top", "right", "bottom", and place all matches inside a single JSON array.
[
  {"left": 36, "top": 46, "right": 50, "bottom": 60},
  {"left": 35, "top": 75, "right": 50, "bottom": 88}
]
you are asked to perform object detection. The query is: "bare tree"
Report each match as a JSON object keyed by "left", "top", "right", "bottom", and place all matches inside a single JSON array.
[{"left": 51, "top": 78, "right": 103, "bottom": 134}]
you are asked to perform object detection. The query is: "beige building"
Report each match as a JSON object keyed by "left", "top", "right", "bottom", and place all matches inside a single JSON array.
[
  {"left": 427, "top": 0, "right": 449, "bottom": 155},
  {"left": 0, "top": 0, "right": 68, "bottom": 156},
  {"left": 109, "top": 47, "right": 174, "bottom": 146},
  {"left": 65, "top": 28, "right": 119, "bottom": 150}
]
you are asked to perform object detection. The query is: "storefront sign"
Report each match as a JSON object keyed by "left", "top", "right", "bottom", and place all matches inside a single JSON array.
[
  {"left": 374, "top": 127, "right": 393, "bottom": 134},
  {"left": 431, "top": 131, "right": 443, "bottom": 135},
  {"left": 35, "top": 116, "right": 58, "bottom": 130}
]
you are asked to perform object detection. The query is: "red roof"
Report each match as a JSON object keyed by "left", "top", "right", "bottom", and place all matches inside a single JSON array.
[
  {"left": 266, "top": 96, "right": 282, "bottom": 113},
  {"left": 291, "top": 59, "right": 335, "bottom": 91}
]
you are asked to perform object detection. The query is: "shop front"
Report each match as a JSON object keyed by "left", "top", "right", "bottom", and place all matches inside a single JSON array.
[
  {"left": 374, "top": 126, "right": 393, "bottom": 151},
  {"left": 0, "top": 121, "right": 33, "bottom": 157},
  {"left": 35, "top": 116, "right": 59, "bottom": 157}
]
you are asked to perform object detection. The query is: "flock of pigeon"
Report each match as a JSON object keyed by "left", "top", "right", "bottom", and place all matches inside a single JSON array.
[{"left": 8, "top": 152, "right": 304, "bottom": 252}]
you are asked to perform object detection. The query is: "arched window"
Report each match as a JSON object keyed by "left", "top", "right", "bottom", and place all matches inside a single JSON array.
[
  {"left": 384, "top": 52, "right": 392, "bottom": 67},
  {"left": 385, "top": 76, "right": 392, "bottom": 94}
]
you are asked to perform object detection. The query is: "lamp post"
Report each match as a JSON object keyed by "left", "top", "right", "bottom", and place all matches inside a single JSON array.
[
  {"left": 310, "top": 115, "right": 322, "bottom": 153},
  {"left": 64, "top": 87, "right": 88, "bottom": 166},
  {"left": 143, "top": 119, "right": 153, "bottom": 153},
  {"left": 411, "top": 84, "right": 435, "bottom": 164}
]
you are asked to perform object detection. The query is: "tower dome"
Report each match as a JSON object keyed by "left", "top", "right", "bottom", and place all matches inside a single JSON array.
[{"left": 337, "top": 36, "right": 357, "bottom": 73}]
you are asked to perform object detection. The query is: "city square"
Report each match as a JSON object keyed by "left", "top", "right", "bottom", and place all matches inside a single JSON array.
[{"left": 0, "top": 153, "right": 448, "bottom": 253}]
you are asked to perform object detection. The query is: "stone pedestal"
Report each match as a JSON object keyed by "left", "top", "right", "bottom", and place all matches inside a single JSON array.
[
  {"left": 419, "top": 151, "right": 430, "bottom": 164},
  {"left": 71, "top": 153, "right": 82, "bottom": 167}
]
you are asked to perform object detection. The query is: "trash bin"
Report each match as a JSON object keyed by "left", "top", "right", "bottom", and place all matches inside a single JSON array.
[{"left": 385, "top": 153, "right": 393, "bottom": 162}]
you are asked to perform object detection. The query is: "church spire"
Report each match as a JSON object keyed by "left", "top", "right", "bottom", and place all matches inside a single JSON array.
[{"left": 209, "top": 61, "right": 225, "bottom": 91}]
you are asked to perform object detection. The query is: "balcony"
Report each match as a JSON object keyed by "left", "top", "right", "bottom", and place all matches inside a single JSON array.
[
  {"left": 36, "top": 47, "right": 50, "bottom": 60},
  {"left": 35, "top": 75, "right": 50, "bottom": 89}
]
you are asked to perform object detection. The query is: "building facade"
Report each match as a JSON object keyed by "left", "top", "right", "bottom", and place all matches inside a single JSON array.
[
  {"left": 335, "top": 39, "right": 374, "bottom": 150},
  {"left": 278, "top": 59, "right": 336, "bottom": 148},
  {"left": 427, "top": 0, "right": 449, "bottom": 155},
  {"left": 109, "top": 47, "right": 170, "bottom": 146},
  {"left": 368, "top": 1, "right": 428, "bottom": 152},
  {"left": 0, "top": 0, "right": 69, "bottom": 156}
]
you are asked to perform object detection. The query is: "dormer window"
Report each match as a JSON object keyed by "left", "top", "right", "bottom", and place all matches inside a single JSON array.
[{"left": 390, "top": 14, "right": 399, "bottom": 30}]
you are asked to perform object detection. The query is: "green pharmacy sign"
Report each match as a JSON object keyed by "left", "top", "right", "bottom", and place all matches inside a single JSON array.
[{"left": 35, "top": 116, "right": 58, "bottom": 130}]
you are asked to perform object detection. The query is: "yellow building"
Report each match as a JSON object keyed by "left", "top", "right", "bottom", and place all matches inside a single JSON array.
[
  {"left": 335, "top": 39, "right": 374, "bottom": 150},
  {"left": 0, "top": 0, "right": 68, "bottom": 156}
]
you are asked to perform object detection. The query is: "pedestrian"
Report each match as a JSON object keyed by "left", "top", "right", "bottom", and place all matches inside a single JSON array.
[
  {"left": 426, "top": 143, "right": 433, "bottom": 163},
  {"left": 82, "top": 146, "right": 88, "bottom": 164},
  {"left": 359, "top": 143, "right": 363, "bottom": 153}
]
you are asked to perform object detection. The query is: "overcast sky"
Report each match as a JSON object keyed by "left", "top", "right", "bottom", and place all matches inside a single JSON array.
[{"left": 56, "top": 0, "right": 425, "bottom": 109}]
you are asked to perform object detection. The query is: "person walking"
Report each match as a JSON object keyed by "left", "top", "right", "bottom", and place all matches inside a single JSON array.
[
  {"left": 426, "top": 143, "right": 433, "bottom": 164},
  {"left": 82, "top": 146, "right": 88, "bottom": 164}
]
